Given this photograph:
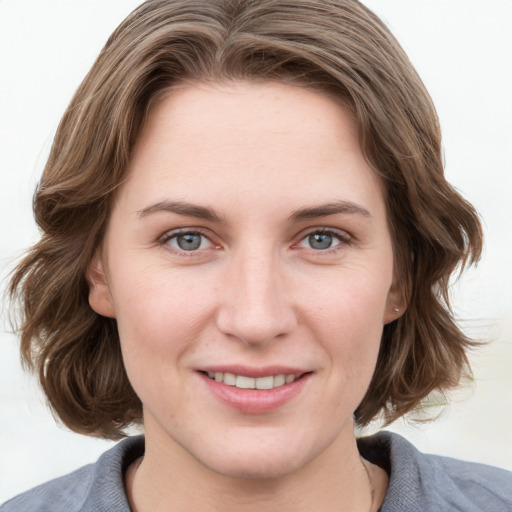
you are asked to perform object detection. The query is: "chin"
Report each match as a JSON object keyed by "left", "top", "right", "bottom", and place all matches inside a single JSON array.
[
  {"left": 204, "top": 452, "right": 306, "bottom": 481},
  {"left": 189, "top": 431, "right": 321, "bottom": 481}
]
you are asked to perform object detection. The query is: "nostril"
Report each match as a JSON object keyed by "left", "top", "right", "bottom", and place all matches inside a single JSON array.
[{"left": 216, "top": 308, "right": 297, "bottom": 347}]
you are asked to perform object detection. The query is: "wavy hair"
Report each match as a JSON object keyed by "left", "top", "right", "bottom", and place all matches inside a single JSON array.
[{"left": 9, "top": 0, "right": 482, "bottom": 439}]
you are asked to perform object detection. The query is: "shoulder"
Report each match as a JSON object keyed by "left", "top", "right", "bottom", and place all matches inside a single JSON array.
[
  {"left": 421, "top": 452, "right": 512, "bottom": 512},
  {"left": 358, "top": 431, "right": 512, "bottom": 512},
  {"left": 0, "top": 465, "right": 95, "bottom": 512},
  {"left": 0, "top": 436, "right": 144, "bottom": 512}
]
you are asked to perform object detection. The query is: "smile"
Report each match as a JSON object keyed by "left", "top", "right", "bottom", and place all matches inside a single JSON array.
[
  {"left": 199, "top": 368, "right": 311, "bottom": 413},
  {"left": 206, "top": 372, "right": 297, "bottom": 389}
]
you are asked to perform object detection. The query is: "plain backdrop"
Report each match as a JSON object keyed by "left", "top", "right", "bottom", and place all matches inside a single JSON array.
[{"left": 1, "top": 0, "right": 511, "bottom": 503}]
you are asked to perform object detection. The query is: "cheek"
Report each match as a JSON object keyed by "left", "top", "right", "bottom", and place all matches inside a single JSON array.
[
  {"left": 300, "top": 264, "right": 391, "bottom": 330},
  {"left": 110, "top": 264, "right": 216, "bottom": 366},
  {"left": 300, "top": 268, "right": 389, "bottom": 376},
  {"left": 111, "top": 267, "right": 219, "bottom": 416}
]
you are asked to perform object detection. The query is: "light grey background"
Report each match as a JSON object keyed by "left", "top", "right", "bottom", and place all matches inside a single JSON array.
[{"left": 1, "top": 0, "right": 511, "bottom": 503}]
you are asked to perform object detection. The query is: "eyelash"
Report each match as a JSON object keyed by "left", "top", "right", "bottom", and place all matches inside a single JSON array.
[
  {"left": 159, "top": 229, "right": 218, "bottom": 257},
  {"left": 159, "top": 227, "right": 351, "bottom": 256},
  {"left": 294, "top": 228, "right": 351, "bottom": 254}
]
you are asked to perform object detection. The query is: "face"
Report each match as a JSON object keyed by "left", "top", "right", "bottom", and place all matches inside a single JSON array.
[{"left": 89, "top": 81, "right": 400, "bottom": 480}]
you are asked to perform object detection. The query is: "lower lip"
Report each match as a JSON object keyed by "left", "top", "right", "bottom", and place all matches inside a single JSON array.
[{"left": 199, "top": 373, "right": 311, "bottom": 414}]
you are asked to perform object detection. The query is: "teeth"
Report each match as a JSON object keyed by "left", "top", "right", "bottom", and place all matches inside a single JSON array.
[
  {"left": 208, "top": 372, "right": 297, "bottom": 389},
  {"left": 236, "top": 375, "right": 255, "bottom": 388},
  {"left": 223, "top": 373, "right": 236, "bottom": 386},
  {"left": 255, "top": 376, "right": 274, "bottom": 390},
  {"left": 273, "top": 374, "right": 286, "bottom": 387}
]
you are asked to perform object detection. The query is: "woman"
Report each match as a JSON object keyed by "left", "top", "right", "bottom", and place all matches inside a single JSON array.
[{"left": 2, "top": 0, "right": 511, "bottom": 510}]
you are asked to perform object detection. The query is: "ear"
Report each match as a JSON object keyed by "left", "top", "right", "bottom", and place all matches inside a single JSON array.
[
  {"left": 87, "top": 249, "right": 116, "bottom": 318},
  {"left": 383, "top": 278, "right": 407, "bottom": 325}
]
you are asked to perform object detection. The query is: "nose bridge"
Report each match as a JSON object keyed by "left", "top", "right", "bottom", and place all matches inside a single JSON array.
[{"left": 217, "top": 243, "right": 295, "bottom": 345}]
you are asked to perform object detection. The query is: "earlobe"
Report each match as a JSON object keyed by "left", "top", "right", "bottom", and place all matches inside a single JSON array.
[
  {"left": 87, "top": 250, "right": 116, "bottom": 318},
  {"left": 383, "top": 281, "right": 407, "bottom": 325},
  {"left": 383, "top": 303, "right": 404, "bottom": 324}
]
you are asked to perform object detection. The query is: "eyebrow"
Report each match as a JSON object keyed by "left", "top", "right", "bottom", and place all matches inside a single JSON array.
[
  {"left": 137, "top": 201, "right": 224, "bottom": 222},
  {"left": 289, "top": 201, "right": 371, "bottom": 221},
  {"left": 137, "top": 199, "right": 371, "bottom": 223}
]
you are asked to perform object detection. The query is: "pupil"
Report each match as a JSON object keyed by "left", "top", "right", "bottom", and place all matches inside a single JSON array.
[
  {"left": 177, "top": 233, "right": 201, "bottom": 251},
  {"left": 309, "top": 233, "right": 332, "bottom": 250}
]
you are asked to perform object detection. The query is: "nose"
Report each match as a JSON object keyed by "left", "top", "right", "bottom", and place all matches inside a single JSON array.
[{"left": 215, "top": 251, "right": 297, "bottom": 347}]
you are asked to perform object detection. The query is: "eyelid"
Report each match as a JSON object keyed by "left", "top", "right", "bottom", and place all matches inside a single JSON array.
[
  {"left": 293, "top": 227, "right": 352, "bottom": 252},
  {"left": 157, "top": 226, "right": 352, "bottom": 256},
  {"left": 159, "top": 228, "right": 220, "bottom": 255}
]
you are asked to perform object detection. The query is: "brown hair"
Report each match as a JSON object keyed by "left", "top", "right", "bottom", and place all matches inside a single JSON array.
[{"left": 9, "top": 0, "right": 482, "bottom": 439}]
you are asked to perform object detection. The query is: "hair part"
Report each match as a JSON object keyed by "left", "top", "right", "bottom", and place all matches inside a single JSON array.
[{"left": 10, "top": 0, "right": 482, "bottom": 439}]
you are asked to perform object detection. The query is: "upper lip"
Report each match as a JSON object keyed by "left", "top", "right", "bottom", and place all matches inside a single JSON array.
[{"left": 198, "top": 365, "right": 310, "bottom": 378}]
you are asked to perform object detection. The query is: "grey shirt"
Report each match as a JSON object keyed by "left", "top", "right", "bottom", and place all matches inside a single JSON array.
[{"left": 2, "top": 432, "right": 511, "bottom": 511}]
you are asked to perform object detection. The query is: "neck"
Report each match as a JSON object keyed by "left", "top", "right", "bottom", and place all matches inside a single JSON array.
[{"left": 127, "top": 425, "right": 383, "bottom": 512}]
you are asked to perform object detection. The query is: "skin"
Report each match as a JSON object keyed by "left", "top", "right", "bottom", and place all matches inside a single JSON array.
[{"left": 89, "top": 81, "right": 401, "bottom": 511}]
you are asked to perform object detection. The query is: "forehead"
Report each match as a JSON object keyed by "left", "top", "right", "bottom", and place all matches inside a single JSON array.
[
  {"left": 120, "top": 81, "right": 385, "bottom": 220},
  {"left": 139, "top": 81, "right": 359, "bottom": 158}
]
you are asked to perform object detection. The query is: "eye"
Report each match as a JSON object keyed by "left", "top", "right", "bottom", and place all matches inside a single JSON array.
[
  {"left": 297, "top": 229, "right": 349, "bottom": 251},
  {"left": 164, "top": 231, "right": 214, "bottom": 252}
]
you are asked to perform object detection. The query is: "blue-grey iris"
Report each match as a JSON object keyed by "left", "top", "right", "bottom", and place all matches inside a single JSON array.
[
  {"left": 309, "top": 233, "right": 332, "bottom": 250},
  {"left": 177, "top": 233, "right": 202, "bottom": 250}
]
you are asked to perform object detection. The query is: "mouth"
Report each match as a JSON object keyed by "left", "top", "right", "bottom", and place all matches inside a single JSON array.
[
  {"left": 198, "top": 367, "right": 312, "bottom": 413},
  {"left": 201, "top": 371, "right": 301, "bottom": 390}
]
